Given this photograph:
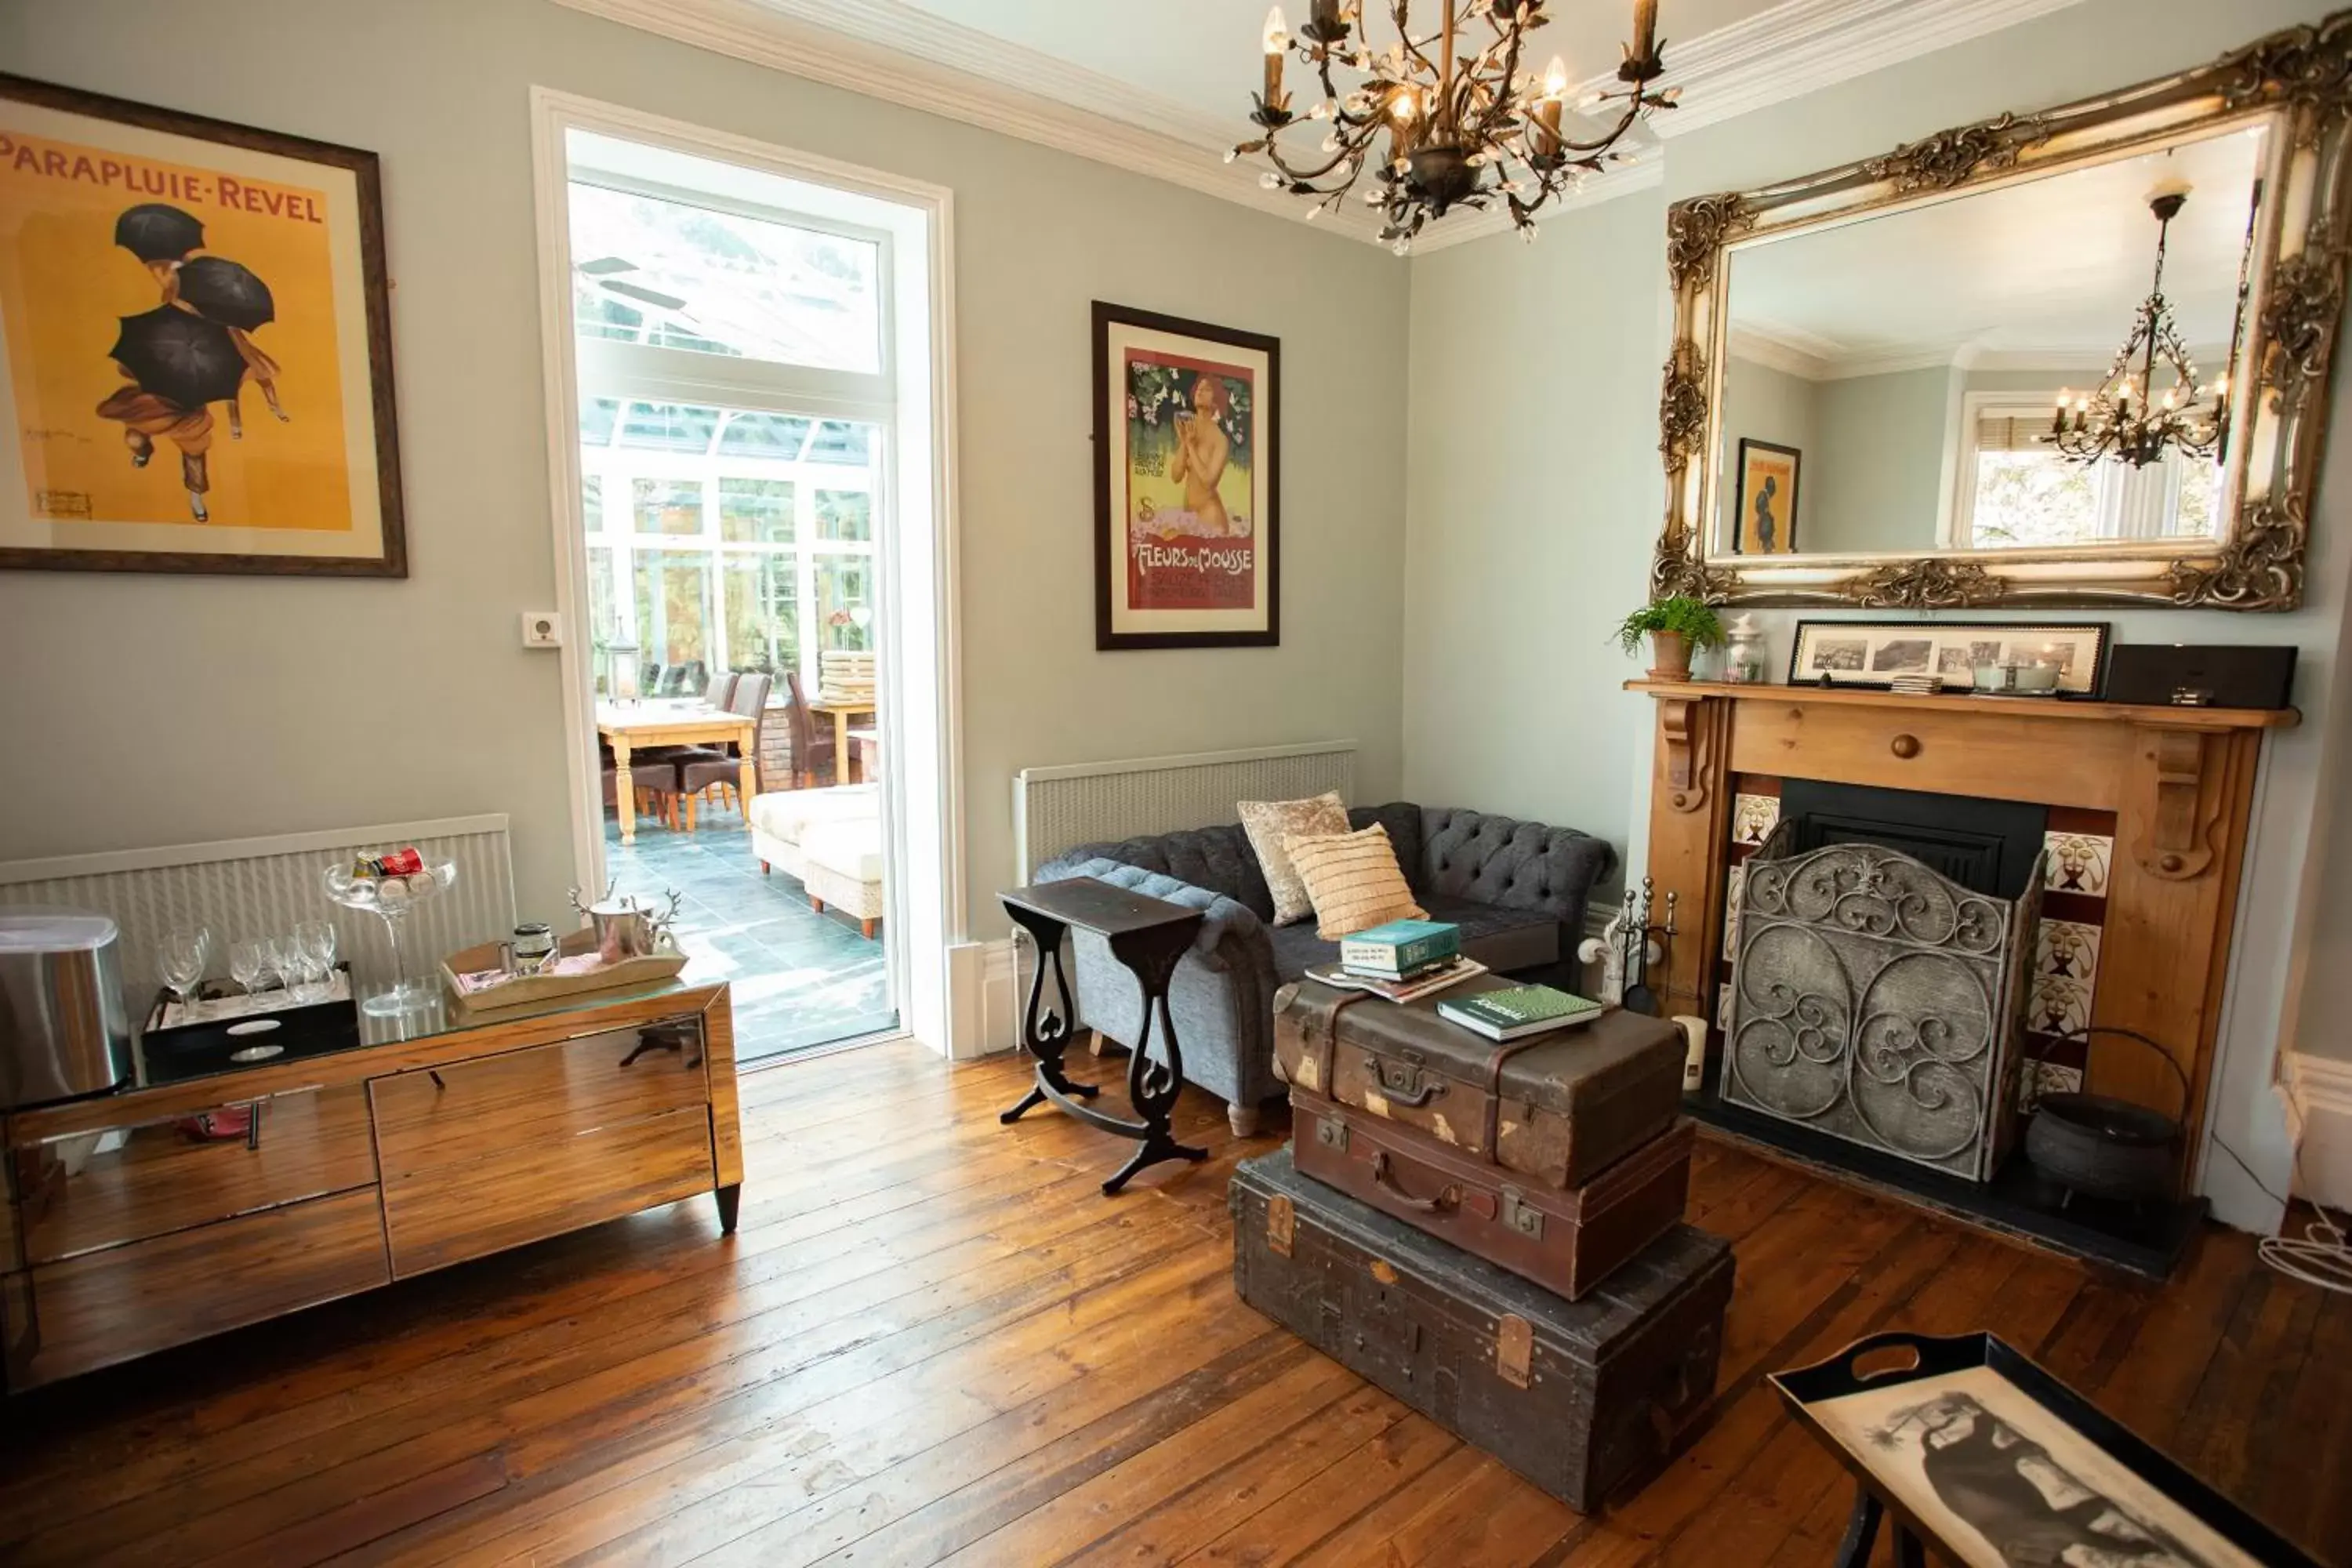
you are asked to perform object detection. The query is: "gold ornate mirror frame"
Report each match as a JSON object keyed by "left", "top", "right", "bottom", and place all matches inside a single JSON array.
[{"left": 1653, "top": 12, "right": 2352, "bottom": 612}]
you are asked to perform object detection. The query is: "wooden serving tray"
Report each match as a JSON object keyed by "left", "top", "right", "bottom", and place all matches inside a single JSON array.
[
  {"left": 440, "top": 929, "right": 686, "bottom": 1014},
  {"left": 1772, "top": 1330, "right": 2315, "bottom": 1567}
]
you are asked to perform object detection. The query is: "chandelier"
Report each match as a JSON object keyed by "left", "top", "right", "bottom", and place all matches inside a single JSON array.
[
  {"left": 1232, "top": 1, "right": 1675, "bottom": 253},
  {"left": 2045, "top": 183, "right": 2229, "bottom": 469}
]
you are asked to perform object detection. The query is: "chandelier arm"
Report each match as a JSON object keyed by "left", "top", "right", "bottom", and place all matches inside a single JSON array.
[
  {"left": 1550, "top": 93, "right": 1647, "bottom": 154},
  {"left": 1263, "top": 135, "right": 1371, "bottom": 185}
]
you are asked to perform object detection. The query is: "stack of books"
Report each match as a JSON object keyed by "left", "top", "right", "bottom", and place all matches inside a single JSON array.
[{"left": 1305, "top": 918, "right": 1484, "bottom": 1003}]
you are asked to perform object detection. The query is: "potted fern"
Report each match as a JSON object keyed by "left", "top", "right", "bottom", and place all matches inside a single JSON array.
[{"left": 1615, "top": 596, "right": 1726, "bottom": 681}]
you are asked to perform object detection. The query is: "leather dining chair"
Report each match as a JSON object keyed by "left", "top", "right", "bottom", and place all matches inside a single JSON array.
[
  {"left": 675, "top": 671, "right": 772, "bottom": 829},
  {"left": 784, "top": 670, "right": 838, "bottom": 789}
]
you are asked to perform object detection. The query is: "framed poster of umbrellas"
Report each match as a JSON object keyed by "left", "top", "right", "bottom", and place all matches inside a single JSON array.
[{"left": 0, "top": 74, "right": 405, "bottom": 575}]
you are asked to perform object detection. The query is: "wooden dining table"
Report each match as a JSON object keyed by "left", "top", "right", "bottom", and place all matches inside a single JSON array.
[
  {"left": 808, "top": 695, "right": 877, "bottom": 784},
  {"left": 597, "top": 699, "right": 758, "bottom": 844}
]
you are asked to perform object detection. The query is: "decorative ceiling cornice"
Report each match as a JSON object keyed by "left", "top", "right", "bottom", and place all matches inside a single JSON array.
[{"left": 552, "top": 0, "right": 2092, "bottom": 254}]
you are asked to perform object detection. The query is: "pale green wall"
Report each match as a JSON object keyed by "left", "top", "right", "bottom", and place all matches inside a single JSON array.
[
  {"left": 1402, "top": 0, "right": 2349, "bottom": 1229},
  {"left": 1716, "top": 357, "right": 1817, "bottom": 554},
  {"left": 1806, "top": 365, "right": 1960, "bottom": 554},
  {"left": 0, "top": 0, "right": 1413, "bottom": 937}
]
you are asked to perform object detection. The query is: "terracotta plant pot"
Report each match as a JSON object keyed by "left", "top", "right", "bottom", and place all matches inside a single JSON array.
[{"left": 1647, "top": 630, "right": 1693, "bottom": 681}]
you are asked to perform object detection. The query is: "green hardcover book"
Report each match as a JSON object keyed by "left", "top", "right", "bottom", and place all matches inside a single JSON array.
[
  {"left": 1436, "top": 984, "right": 1602, "bottom": 1042},
  {"left": 1339, "top": 919, "right": 1461, "bottom": 976}
]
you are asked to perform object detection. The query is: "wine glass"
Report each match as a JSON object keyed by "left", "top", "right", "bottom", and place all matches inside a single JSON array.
[
  {"left": 294, "top": 920, "right": 338, "bottom": 999},
  {"left": 227, "top": 938, "right": 280, "bottom": 997},
  {"left": 278, "top": 935, "right": 321, "bottom": 1002},
  {"left": 158, "top": 926, "right": 210, "bottom": 1018}
]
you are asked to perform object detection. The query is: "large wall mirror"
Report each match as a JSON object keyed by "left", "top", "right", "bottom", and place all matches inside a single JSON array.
[{"left": 1653, "top": 13, "right": 2352, "bottom": 612}]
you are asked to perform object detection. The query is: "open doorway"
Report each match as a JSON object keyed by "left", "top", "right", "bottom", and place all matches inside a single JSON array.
[{"left": 533, "top": 105, "right": 956, "bottom": 1066}]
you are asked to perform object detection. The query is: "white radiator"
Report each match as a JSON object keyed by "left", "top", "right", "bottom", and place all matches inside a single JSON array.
[
  {"left": 1012, "top": 741, "right": 1356, "bottom": 880},
  {"left": 0, "top": 816, "right": 517, "bottom": 1019}
]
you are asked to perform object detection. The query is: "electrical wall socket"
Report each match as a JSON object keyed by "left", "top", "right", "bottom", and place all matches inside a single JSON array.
[{"left": 521, "top": 611, "right": 563, "bottom": 648}]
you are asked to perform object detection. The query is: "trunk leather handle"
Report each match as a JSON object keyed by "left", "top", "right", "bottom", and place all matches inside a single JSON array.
[{"left": 1370, "top": 1150, "right": 1458, "bottom": 1214}]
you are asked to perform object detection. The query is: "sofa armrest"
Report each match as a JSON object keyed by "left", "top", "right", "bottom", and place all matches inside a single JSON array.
[
  {"left": 1034, "top": 857, "right": 1277, "bottom": 982},
  {"left": 1417, "top": 808, "right": 1619, "bottom": 929}
]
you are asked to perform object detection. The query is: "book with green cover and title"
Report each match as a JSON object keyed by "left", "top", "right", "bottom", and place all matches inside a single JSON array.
[
  {"left": 1339, "top": 919, "right": 1460, "bottom": 977},
  {"left": 1436, "top": 984, "right": 1603, "bottom": 1042}
]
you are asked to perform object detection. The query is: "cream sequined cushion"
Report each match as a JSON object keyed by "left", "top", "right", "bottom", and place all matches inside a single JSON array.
[
  {"left": 1285, "top": 822, "right": 1428, "bottom": 940},
  {"left": 1238, "top": 791, "right": 1350, "bottom": 926}
]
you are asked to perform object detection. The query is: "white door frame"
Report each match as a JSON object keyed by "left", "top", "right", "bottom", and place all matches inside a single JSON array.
[{"left": 527, "top": 86, "right": 966, "bottom": 1056}]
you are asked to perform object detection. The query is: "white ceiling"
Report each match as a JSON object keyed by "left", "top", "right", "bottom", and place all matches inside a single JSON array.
[
  {"left": 1727, "top": 125, "right": 2270, "bottom": 376},
  {"left": 887, "top": 0, "right": 1788, "bottom": 130},
  {"left": 564, "top": 0, "right": 2103, "bottom": 249}
]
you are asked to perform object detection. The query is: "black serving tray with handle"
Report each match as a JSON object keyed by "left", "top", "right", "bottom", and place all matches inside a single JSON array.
[
  {"left": 1772, "top": 1330, "right": 2317, "bottom": 1567},
  {"left": 139, "top": 964, "right": 363, "bottom": 1087}
]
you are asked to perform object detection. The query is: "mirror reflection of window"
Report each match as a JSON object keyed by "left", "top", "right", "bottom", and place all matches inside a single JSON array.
[
  {"left": 1958, "top": 400, "right": 2222, "bottom": 549},
  {"left": 1714, "top": 121, "right": 2264, "bottom": 559}
]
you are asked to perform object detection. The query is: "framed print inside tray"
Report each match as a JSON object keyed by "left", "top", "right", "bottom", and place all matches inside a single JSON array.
[
  {"left": 1773, "top": 1330, "right": 2318, "bottom": 1568},
  {"left": 0, "top": 73, "right": 405, "bottom": 576},
  {"left": 1788, "top": 619, "right": 2111, "bottom": 695},
  {"left": 1093, "top": 301, "right": 1279, "bottom": 650}
]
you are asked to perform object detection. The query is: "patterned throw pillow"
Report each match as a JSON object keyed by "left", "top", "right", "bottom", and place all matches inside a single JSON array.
[
  {"left": 1238, "top": 791, "right": 1351, "bottom": 925},
  {"left": 1285, "top": 822, "right": 1428, "bottom": 940}
]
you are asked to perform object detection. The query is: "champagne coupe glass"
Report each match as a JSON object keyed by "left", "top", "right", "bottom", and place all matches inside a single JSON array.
[
  {"left": 158, "top": 926, "right": 211, "bottom": 1017},
  {"left": 322, "top": 857, "right": 457, "bottom": 1017}
]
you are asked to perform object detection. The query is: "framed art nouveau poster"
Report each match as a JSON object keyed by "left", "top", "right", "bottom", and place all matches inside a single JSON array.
[
  {"left": 0, "top": 74, "right": 405, "bottom": 575},
  {"left": 1094, "top": 301, "right": 1278, "bottom": 649}
]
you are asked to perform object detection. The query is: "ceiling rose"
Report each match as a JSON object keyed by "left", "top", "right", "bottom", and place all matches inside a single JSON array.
[{"left": 1231, "top": 0, "right": 1677, "bottom": 253}]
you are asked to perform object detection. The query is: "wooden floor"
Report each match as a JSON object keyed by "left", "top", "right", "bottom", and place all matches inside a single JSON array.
[{"left": 3, "top": 1040, "right": 2347, "bottom": 1567}]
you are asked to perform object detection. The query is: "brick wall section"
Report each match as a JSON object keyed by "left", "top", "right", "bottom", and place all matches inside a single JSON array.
[{"left": 757, "top": 701, "right": 794, "bottom": 793}]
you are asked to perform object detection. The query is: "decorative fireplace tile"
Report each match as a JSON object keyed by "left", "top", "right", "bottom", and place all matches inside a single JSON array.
[
  {"left": 1722, "top": 862, "right": 1746, "bottom": 961},
  {"left": 2042, "top": 831, "right": 2112, "bottom": 898},
  {"left": 2020, "top": 1058, "right": 2085, "bottom": 1107},
  {"left": 1732, "top": 793, "right": 1780, "bottom": 847},
  {"left": 2027, "top": 972, "right": 2094, "bottom": 1036},
  {"left": 2034, "top": 919, "right": 2102, "bottom": 989}
]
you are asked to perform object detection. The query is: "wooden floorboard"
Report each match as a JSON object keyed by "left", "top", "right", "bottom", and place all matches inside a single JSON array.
[{"left": 2, "top": 1039, "right": 2344, "bottom": 1567}]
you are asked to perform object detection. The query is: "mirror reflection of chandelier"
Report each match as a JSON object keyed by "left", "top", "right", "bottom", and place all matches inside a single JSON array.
[
  {"left": 1232, "top": 1, "right": 1675, "bottom": 255},
  {"left": 2044, "top": 180, "right": 2230, "bottom": 469}
]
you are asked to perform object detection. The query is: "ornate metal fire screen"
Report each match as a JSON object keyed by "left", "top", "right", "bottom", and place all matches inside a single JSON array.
[{"left": 1720, "top": 830, "right": 2042, "bottom": 1182}]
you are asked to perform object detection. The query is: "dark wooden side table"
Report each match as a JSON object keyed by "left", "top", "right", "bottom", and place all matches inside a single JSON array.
[{"left": 999, "top": 880, "right": 1207, "bottom": 1195}]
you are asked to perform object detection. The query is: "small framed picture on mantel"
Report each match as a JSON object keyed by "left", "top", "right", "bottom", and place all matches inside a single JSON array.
[
  {"left": 1790, "top": 619, "right": 2112, "bottom": 695},
  {"left": 1094, "top": 301, "right": 1279, "bottom": 650}
]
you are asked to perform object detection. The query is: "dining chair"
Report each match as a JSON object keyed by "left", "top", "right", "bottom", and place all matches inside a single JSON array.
[
  {"left": 785, "top": 670, "right": 838, "bottom": 789},
  {"left": 675, "top": 672, "right": 773, "bottom": 828}
]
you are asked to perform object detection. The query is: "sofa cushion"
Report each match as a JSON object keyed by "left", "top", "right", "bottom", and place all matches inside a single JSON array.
[
  {"left": 802, "top": 820, "right": 884, "bottom": 884},
  {"left": 1417, "top": 894, "right": 1563, "bottom": 976},
  {"left": 1264, "top": 894, "right": 1561, "bottom": 982},
  {"left": 749, "top": 784, "right": 877, "bottom": 844},
  {"left": 1348, "top": 803, "right": 1425, "bottom": 888},
  {"left": 1285, "top": 822, "right": 1428, "bottom": 939},
  {"left": 1238, "top": 791, "right": 1350, "bottom": 926}
]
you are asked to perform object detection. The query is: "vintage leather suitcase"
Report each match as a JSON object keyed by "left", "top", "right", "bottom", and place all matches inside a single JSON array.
[
  {"left": 1272, "top": 975, "right": 1685, "bottom": 1190},
  {"left": 1293, "top": 1091, "right": 1694, "bottom": 1300},
  {"left": 1232, "top": 1147, "right": 1731, "bottom": 1512}
]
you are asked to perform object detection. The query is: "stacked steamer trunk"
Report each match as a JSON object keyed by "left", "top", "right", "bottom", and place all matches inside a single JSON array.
[{"left": 1230, "top": 972, "right": 1733, "bottom": 1512}]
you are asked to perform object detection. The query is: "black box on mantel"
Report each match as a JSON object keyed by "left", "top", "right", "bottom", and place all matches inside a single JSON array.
[
  {"left": 2105, "top": 644, "right": 2296, "bottom": 710},
  {"left": 1229, "top": 1146, "right": 1731, "bottom": 1512}
]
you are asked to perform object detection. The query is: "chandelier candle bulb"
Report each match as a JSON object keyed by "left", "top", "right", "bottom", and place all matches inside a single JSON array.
[{"left": 1263, "top": 7, "right": 1287, "bottom": 107}]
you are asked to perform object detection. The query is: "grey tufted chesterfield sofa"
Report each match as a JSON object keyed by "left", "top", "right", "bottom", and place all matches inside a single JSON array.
[{"left": 1033, "top": 803, "right": 1617, "bottom": 1137}]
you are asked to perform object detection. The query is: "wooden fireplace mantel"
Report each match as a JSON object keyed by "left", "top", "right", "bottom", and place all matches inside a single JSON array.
[{"left": 1629, "top": 679, "right": 2297, "bottom": 1192}]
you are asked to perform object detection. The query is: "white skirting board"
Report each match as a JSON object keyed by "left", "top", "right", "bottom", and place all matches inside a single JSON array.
[
  {"left": 0, "top": 816, "right": 517, "bottom": 1022},
  {"left": 2285, "top": 1052, "right": 2352, "bottom": 1213}
]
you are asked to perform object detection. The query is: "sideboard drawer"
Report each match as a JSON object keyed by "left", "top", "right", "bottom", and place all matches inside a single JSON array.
[
  {"left": 369, "top": 1019, "right": 708, "bottom": 1176},
  {"left": 11, "top": 1084, "right": 378, "bottom": 1265},
  {"left": 370, "top": 1020, "right": 714, "bottom": 1278},
  {"left": 18, "top": 1188, "right": 390, "bottom": 1387}
]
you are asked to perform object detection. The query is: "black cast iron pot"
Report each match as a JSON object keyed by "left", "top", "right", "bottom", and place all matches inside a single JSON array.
[{"left": 2021, "top": 1026, "right": 2188, "bottom": 1205}]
